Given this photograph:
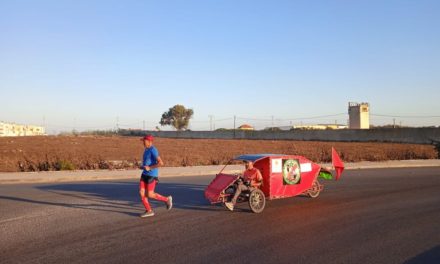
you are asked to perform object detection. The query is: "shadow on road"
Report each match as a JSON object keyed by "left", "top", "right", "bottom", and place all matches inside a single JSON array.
[
  {"left": 0, "top": 181, "right": 219, "bottom": 217},
  {"left": 404, "top": 246, "right": 440, "bottom": 264},
  {"left": 156, "top": 182, "right": 221, "bottom": 211}
]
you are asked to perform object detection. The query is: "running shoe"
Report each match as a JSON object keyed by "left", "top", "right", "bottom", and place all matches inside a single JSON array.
[
  {"left": 140, "top": 211, "right": 155, "bottom": 218},
  {"left": 166, "top": 196, "right": 173, "bottom": 211},
  {"left": 224, "top": 202, "right": 234, "bottom": 211}
]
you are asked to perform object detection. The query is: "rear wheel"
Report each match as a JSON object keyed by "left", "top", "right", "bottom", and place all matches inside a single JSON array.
[
  {"left": 308, "top": 180, "right": 321, "bottom": 198},
  {"left": 248, "top": 189, "right": 266, "bottom": 213}
]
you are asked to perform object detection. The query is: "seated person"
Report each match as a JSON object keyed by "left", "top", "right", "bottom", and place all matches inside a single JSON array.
[{"left": 224, "top": 160, "right": 263, "bottom": 211}]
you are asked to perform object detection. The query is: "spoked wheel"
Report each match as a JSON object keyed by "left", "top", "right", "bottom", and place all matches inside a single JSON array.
[
  {"left": 248, "top": 189, "right": 266, "bottom": 213},
  {"left": 308, "top": 180, "right": 322, "bottom": 198}
]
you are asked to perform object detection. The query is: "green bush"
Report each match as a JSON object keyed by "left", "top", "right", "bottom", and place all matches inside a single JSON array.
[{"left": 55, "top": 160, "right": 75, "bottom": 171}]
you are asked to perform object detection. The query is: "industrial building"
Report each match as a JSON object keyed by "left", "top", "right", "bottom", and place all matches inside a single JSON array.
[
  {"left": 0, "top": 121, "right": 46, "bottom": 137},
  {"left": 293, "top": 124, "right": 348, "bottom": 130},
  {"left": 348, "top": 102, "right": 370, "bottom": 129},
  {"left": 238, "top": 124, "right": 255, "bottom": 130}
]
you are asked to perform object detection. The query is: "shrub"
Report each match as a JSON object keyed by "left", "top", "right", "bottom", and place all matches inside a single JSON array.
[
  {"left": 433, "top": 142, "right": 440, "bottom": 159},
  {"left": 54, "top": 160, "right": 75, "bottom": 171}
]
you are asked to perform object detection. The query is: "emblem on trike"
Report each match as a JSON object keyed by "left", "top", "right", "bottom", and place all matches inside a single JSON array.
[{"left": 283, "top": 159, "right": 301, "bottom": 184}]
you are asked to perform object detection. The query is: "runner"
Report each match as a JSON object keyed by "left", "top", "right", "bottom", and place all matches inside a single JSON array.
[{"left": 138, "top": 134, "right": 172, "bottom": 218}]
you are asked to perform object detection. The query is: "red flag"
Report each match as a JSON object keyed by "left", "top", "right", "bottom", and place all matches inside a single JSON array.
[{"left": 332, "top": 147, "right": 345, "bottom": 180}]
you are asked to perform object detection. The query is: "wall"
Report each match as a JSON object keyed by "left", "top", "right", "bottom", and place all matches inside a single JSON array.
[{"left": 128, "top": 128, "right": 440, "bottom": 145}]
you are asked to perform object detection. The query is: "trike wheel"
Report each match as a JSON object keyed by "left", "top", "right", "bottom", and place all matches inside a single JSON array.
[
  {"left": 308, "top": 180, "right": 321, "bottom": 198},
  {"left": 248, "top": 189, "right": 265, "bottom": 213}
]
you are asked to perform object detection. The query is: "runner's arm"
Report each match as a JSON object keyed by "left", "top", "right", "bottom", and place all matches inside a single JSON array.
[{"left": 144, "top": 156, "right": 164, "bottom": 171}]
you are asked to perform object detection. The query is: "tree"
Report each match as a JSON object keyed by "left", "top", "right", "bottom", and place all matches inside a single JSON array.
[{"left": 159, "top": 104, "right": 194, "bottom": 131}]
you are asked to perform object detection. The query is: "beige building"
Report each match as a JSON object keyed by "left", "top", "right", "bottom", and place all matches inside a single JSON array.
[
  {"left": 238, "top": 124, "right": 255, "bottom": 130},
  {"left": 348, "top": 102, "right": 370, "bottom": 129},
  {"left": 0, "top": 122, "right": 46, "bottom": 137}
]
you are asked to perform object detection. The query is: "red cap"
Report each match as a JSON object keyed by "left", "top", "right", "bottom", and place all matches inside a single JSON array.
[{"left": 141, "top": 135, "right": 154, "bottom": 141}]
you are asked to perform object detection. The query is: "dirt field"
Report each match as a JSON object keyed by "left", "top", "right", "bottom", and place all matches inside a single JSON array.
[{"left": 0, "top": 135, "right": 437, "bottom": 172}]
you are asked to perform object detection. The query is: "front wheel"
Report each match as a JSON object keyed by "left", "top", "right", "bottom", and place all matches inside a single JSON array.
[
  {"left": 308, "top": 180, "right": 322, "bottom": 198},
  {"left": 248, "top": 189, "right": 266, "bottom": 213}
]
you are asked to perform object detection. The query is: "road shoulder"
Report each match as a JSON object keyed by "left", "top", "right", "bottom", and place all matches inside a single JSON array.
[{"left": 0, "top": 159, "right": 439, "bottom": 184}]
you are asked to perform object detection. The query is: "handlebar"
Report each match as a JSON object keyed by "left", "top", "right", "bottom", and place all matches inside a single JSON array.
[{"left": 236, "top": 177, "right": 251, "bottom": 186}]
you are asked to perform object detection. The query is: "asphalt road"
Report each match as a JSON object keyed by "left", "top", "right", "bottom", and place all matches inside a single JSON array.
[{"left": 1, "top": 167, "right": 439, "bottom": 264}]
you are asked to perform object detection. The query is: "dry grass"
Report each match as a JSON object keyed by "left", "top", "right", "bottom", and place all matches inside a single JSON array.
[{"left": 0, "top": 135, "right": 437, "bottom": 172}]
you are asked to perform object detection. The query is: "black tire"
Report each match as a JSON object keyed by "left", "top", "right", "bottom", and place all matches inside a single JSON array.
[
  {"left": 248, "top": 189, "right": 266, "bottom": 213},
  {"left": 308, "top": 180, "right": 321, "bottom": 198}
]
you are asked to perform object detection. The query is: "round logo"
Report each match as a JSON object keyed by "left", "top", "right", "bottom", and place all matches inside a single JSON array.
[{"left": 283, "top": 159, "right": 301, "bottom": 184}]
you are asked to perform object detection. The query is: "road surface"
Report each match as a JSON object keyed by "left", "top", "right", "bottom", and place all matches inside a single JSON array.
[{"left": 1, "top": 167, "right": 439, "bottom": 263}]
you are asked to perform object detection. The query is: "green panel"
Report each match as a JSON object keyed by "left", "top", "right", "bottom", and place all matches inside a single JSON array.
[{"left": 319, "top": 171, "right": 333, "bottom": 180}]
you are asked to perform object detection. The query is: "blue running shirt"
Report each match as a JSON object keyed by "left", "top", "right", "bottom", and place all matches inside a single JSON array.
[{"left": 142, "top": 146, "right": 159, "bottom": 177}]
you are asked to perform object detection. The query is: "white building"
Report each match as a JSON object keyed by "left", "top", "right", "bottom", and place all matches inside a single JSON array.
[
  {"left": 264, "top": 124, "right": 348, "bottom": 131},
  {"left": 294, "top": 124, "right": 348, "bottom": 130},
  {"left": 348, "top": 102, "right": 370, "bottom": 129},
  {"left": 0, "top": 122, "right": 46, "bottom": 137}
]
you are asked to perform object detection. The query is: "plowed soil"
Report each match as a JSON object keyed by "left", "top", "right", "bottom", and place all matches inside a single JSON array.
[{"left": 0, "top": 136, "right": 437, "bottom": 172}]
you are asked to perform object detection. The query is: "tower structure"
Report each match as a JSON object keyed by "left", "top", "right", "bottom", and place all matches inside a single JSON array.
[{"left": 348, "top": 102, "right": 370, "bottom": 129}]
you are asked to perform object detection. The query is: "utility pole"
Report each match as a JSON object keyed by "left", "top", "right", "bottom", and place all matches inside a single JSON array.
[
  {"left": 43, "top": 115, "right": 46, "bottom": 135},
  {"left": 393, "top": 118, "right": 396, "bottom": 128},
  {"left": 270, "top": 116, "right": 275, "bottom": 131},
  {"left": 208, "top": 115, "right": 214, "bottom": 131},
  {"left": 233, "top": 115, "right": 236, "bottom": 139},
  {"left": 143, "top": 120, "right": 145, "bottom": 131},
  {"left": 116, "top": 116, "right": 119, "bottom": 131}
]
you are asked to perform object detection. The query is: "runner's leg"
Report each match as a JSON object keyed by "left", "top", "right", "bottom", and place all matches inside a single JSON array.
[
  {"left": 147, "top": 180, "right": 168, "bottom": 202},
  {"left": 139, "top": 180, "right": 152, "bottom": 212}
]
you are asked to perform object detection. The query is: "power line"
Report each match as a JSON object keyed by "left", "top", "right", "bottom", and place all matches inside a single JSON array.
[
  {"left": 46, "top": 124, "right": 115, "bottom": 129},
  {"left": 28, "top": 111, "right": 440, "bottom": 132},
  {"left": 237, "top": 113, "right": 346, "bottom": 121},
  {"left": 190, "top": 117, "right": 233, "bottom": 123},
  {"left": 118, "top": 122, "right": 142, "bottom": 127},
  {"left": 371, "top": 113, "right": 440, "bottom": 118}
]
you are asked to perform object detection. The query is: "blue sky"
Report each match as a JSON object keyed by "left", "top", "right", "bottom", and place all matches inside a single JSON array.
[{"left": 1, "top": 0, "right": 439, "bottom": 133}]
